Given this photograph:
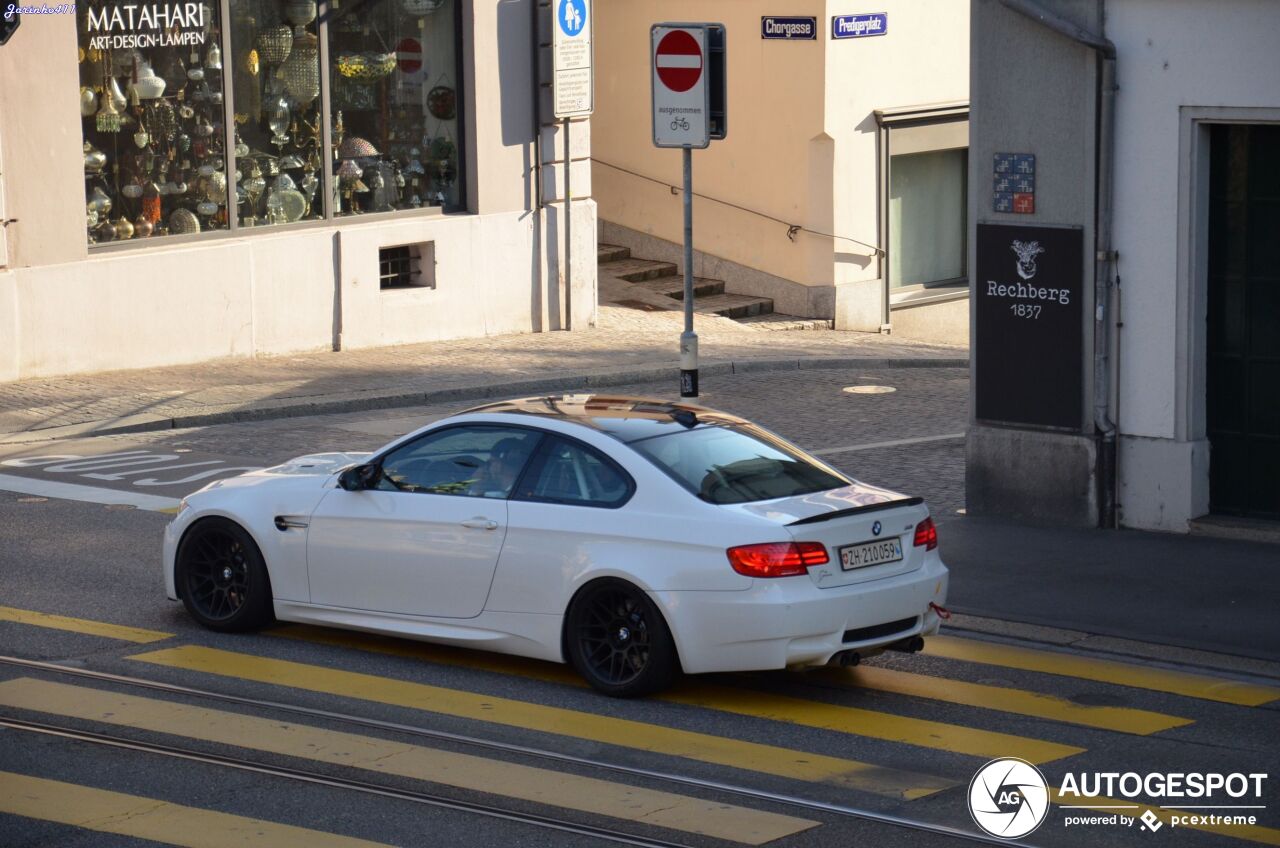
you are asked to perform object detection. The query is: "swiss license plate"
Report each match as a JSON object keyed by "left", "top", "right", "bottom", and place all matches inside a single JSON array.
[{"left": 839, "top": 538, "right": 904, "bottom": 570}]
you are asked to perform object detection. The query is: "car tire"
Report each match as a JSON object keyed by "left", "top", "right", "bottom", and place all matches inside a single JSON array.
[
  {"left": 176, "top": 517, "right": 275, "bottom": 632},
  {"left": 565, "top": 578, "right": 678, "bottom": 697}
]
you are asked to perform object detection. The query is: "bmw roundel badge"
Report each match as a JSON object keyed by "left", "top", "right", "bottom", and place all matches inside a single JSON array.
[{"left": 872, "top": 520, "right": 882, "bottom": 536}]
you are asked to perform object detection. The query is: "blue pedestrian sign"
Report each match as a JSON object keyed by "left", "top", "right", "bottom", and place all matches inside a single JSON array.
[
  {"left": 552, "top": 0, "right": 592, "bottom": 117},
  {"left": 558, "top": 0, "right": 586, "bottom": 37}
]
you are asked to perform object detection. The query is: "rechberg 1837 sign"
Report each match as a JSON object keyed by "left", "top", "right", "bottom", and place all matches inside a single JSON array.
[{"left": 975, "top": 223, "right": 1084, "bottom": 430}]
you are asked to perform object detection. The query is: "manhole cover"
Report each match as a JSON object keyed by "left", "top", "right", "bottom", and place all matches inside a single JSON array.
[
  {"left": 843, "top": 385, "right": 896, "bottom": 394},
  {"left": 104, "top": 504, "right": 137, "bottom": 511},
  {"left": 17, "top": 497, "right": 48, "bottom": 504}
]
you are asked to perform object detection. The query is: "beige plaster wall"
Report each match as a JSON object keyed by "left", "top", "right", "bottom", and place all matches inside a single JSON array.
[
  {"left": 592, "top": 0, "right": 830, "bottom": 286},
  {"left": 465, "top": 0, "right": 541, "bottom": 215},
  {"left": 592, "top": 0, "right": 967, "bottom": 297},
  {"left": 2, "top": 201, "right": 595, "bottom": 379},
  {"left": 0, "top": 10, "right": 87, "bottom": 269},
  {"left": 824, "top": 0, "right": 968, "bottom": 287}
]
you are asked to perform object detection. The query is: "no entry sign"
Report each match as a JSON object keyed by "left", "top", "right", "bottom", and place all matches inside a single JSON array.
[
  {"left": 652, "top": 24, "right": 709, "bottom": 148},
  {"left": 396, "top": 37, "right": 422, "bottom": 74},
  {"left": 655, "top": 29, "right": 702, "bottom": 92}
]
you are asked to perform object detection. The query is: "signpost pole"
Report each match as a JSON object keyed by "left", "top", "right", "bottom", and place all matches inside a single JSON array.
[
  {"left": 680, "top": 146, "right": 698, "bottom": 397},
  {"left": 564, "top": 117, "right": 572, "bottom": 331}
]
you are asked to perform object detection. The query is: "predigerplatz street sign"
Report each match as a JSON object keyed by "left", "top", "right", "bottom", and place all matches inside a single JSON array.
[
  {"left": 832, "top": 12, "right": 887, "bottom": 39},
  {"left": 552, "top": 0, "right": 592, "bottom": 118}
]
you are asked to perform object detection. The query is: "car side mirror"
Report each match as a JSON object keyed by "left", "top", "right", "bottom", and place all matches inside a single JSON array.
[{"left": 338, "top": 463, "right": 379, "bottom": 491}]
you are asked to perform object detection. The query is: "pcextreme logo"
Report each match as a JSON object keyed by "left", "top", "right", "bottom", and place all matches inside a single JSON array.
[{"left": 969, "top": 757, "right": 1050, "bottom": 838}]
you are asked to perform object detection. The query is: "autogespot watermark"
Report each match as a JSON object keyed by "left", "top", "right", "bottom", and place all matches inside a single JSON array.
[
  {"left": 969, "top": 758, "right": 1051, "bottom": 838},
  {"left": 968, "top": 760, "right": 1270, "bottom": 839}
]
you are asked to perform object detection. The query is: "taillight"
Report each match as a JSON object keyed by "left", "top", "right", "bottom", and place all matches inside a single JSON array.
[
  {"left": 913, "top": 517, "right": 938, "bottom": 551},
  {"left": 726, "top": 542, "right": 829, "bottom": 578}
]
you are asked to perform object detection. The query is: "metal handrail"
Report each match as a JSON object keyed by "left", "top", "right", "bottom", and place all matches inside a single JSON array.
[{"left": 590, "top": 157, "right": 884, "bottom": 256}]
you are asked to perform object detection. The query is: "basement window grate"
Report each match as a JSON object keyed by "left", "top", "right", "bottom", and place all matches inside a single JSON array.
[{"left": 379, "top": 243, "right": 435, "bottom": 290}]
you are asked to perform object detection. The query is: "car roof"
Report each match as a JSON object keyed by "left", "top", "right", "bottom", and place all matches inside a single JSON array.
[{"left": 462, "top": 394, "right": 750, "bottom": 443}]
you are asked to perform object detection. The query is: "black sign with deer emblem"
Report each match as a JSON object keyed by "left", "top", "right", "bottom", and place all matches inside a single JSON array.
[{"left": 975, "top": 223, "right": 1084, "bottom": 429}]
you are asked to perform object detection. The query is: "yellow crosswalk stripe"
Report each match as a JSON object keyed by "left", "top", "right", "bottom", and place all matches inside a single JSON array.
[
  {"left": 0, "top": 605, "right": 172, "bottom": 644},
  {"left": 129, "top": 645, "right": 956, "bottom": 801},
  {"left": 276, "top": 626, "right": 1083, "bottom": 764},
  {"left": 1051, "top": 789, "right": 1280, "bottom": 847},
  {"left": 0, "top": 678, "right": 817, "bottom": 845},
  {"left": 926, "top": 635, "right": 1280, "bottom": 707},
  {"left": 808, "top": 665, "right": 1194, "bottom": 735},
  {"left": 0, "top": 771, "right": 394, "bottom": 848},
  {"left": 660, "top": 686, "right": 1081, "bottom": 764}
]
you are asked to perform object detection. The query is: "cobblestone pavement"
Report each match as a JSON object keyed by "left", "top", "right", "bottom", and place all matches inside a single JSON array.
[
  {"left": 0, "top": 326, "right": 964, "bottom": 440},
  {"left": 80, "top": 366, "right": 971, "bottom": 517}
]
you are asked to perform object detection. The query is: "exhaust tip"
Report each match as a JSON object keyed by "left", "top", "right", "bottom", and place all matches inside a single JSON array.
[
  {"left": 831, "top": 650, "right": 861, "bottom": 667},
  {"left": 888, "top": 635, "right": 925, "bottom": 654}
]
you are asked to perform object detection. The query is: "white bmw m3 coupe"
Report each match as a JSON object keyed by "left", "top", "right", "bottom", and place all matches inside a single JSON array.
[{"left": 164, "top": 394, "right": 949, "bottom": 696}]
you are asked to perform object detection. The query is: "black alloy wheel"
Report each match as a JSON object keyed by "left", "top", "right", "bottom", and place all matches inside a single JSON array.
[
  {"left": 177, "top": 518, "right": 274, "bottom": 632},
  {"left": 567, "top": 579, "right": 677, "bottom": 697}
]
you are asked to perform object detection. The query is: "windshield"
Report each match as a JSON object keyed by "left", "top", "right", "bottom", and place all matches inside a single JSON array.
[{"left": 629, "top": 423, "right": 849, "bottom": 504}]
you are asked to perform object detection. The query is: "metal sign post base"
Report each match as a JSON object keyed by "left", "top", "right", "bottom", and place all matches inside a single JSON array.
[{"left": 679, "top": 146, "right": 698, "bottom": 398}]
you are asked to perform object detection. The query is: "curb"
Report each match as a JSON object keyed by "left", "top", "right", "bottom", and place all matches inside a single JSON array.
[
  {"left": 943, "top": 613, "right": 1280, "bottom": 683},
  {"left": 0, "top": 356, "right": 968, "bottom": 444}
]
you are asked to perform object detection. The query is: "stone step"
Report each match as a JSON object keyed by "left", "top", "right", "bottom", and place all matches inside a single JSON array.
[
  {"left": 694, "top": 293, "right": 775, "bottom": 319},
  {"left": 601, "top": 257, "right": 679, "bottom": 282},
  {"left": 597, "top": 243, "right": 631, "bottom": 263},
  {"left": 631, "top": 274, "right": 725, "bottom": 300},
  {"left": 737, "top": 314, "right": 833, "bottom": 331}
]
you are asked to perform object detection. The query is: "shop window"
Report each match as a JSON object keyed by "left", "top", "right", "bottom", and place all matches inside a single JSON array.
[
  {"left": 329, "top": 0, "right": 461, "bottom": 216},
  {"left": 889, "top": 147, "right": 967, "bottom": 289},
  {"left": 79, "top": 0, "right": 232, "bottom": 242},
  {"left": 876, "top": 107, "right": 969, "bottom": 292},
  {"left": 77, "top": 0, "right": 462, "bottom": 247},
  {"left": 228, "top": 0, "right": 324, "bottom": 227}
]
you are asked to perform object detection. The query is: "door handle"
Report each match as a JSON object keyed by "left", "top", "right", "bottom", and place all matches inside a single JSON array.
[{"left": 460, "top": 517, "right": 499, "bottom": 531}]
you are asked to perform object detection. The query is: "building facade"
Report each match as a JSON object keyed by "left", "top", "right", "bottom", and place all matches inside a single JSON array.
[
  {"left": 0, "top": 0, "right": 595, "bottom": 380},
  {"left": 967, "top": 0, "right": 1280, "bottom": 531},
  {"left": 591, "top": 0, "right": 969, "bottom": 345}
]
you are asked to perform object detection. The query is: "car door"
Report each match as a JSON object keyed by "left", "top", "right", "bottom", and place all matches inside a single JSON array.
[
  {"left": 306, "top": 425, "right": 543, "bottom": 618},
  {"left": 485, "top": 435, "right": 636, "bottom": 615}
]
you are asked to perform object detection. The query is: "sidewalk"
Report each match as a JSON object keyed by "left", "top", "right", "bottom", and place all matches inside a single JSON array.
[
  {"left": 0, "top": 322, "right": 965, "bottom": 442},
  {"left": 938, "top": 514, "right": 1280, "bottom": 666}
]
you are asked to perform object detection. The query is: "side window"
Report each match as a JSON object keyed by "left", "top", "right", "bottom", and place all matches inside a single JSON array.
[
  {"left": 515, "top": 437, "right": 632, "bottom": 508},
  {"left": 375, "top": 426, "right": 541, "bottom": 498}
]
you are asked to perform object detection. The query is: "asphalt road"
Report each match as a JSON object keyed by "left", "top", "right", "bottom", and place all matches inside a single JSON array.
[{"left": 2, "top": 367, "right": 1278, "bottom": 848}]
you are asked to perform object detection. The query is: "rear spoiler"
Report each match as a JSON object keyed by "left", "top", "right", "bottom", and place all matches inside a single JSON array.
[{"left": 787, "top": 497, "right": 924, "bottom": 527}]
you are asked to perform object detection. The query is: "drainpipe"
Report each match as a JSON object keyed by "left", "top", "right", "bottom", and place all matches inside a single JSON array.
[
  {"left": 999, "top": 0, "right": 1119, "bottom": 528},
  {"left": 531, "top": 0, "right": 545, "bottom": 331}
]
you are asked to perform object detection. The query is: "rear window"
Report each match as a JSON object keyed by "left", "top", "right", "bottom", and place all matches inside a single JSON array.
[{"left": 629, "top": 424, "right": 849, "bottom": 504}]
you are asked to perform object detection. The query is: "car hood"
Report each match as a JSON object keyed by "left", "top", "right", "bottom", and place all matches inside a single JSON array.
[
  {"left": 717, "top": 479, "right": 912, "bottom": 525},
  {"left": 190, "top": 451, "right": 372, "bottom": 497},
  {"left": 262, "top": 451, "right": 373, "bottom": 477}
]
